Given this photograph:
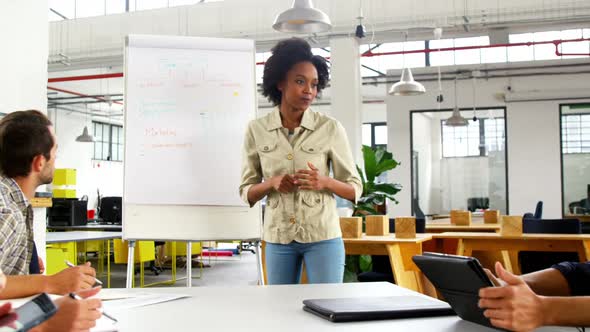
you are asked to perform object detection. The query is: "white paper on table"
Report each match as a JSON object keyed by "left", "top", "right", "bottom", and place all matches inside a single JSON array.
[{"left": 101, "top": 292, "right": 189, "bottom": 312}]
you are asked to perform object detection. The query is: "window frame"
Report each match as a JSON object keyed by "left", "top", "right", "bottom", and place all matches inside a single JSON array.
[
  {"left": 92, "top": 121, "right": 123, "bottom": 162},
  {"left": 440, "top": 116, "right": 506, "bottom": 158}
]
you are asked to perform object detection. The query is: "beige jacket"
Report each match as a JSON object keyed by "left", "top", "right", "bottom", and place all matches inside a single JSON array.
[{"left": 239, "top": 108, "right": 362, "bottom": 244}]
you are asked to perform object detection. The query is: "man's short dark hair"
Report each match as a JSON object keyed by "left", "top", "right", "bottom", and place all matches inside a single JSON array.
[
  {"left": 261, "top": 37, "right": 329, "bottom": 106},
  {"left": 0, "top": 110, "right": 54, "bottom": 178}
]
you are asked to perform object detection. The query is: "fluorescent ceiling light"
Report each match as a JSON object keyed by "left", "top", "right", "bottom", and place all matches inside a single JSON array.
[{"left": 272, "top": 0, "right": 332, "bottom": 34}]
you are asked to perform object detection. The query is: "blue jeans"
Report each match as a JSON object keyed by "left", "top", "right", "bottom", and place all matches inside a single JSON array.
[{"left": 265, "top": 237, "right": 345, "bottom": 285}]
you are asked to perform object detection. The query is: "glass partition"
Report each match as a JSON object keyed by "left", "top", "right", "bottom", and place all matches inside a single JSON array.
[
  {"left": 410, "top": 108, "right": 508, "bottom": 218},
  {"left": 560, "top": 103, "right": 590, "bottom": 218}
]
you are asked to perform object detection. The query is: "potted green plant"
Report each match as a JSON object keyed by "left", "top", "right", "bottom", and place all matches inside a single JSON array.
[{"left": 344, "top": 145, "right": 402, "bottom": 282}]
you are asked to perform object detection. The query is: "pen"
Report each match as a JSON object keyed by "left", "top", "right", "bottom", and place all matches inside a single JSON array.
[
  {"left": 64, "top": 260, "right": 103, "bottom": 286},
  {"left": 68, "top": 292, "right": 118, "bottom": 323}
]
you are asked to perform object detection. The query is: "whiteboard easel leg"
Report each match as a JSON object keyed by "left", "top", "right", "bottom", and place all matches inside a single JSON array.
[
  {"left": 186, "top": 242, "right": 192, "bottom": 287},
  {"left": 126, "top": 240, "right": 136, "bottom": 289},
  {"left": 255, "top": 241, "right": 264, "bottom": 286}
]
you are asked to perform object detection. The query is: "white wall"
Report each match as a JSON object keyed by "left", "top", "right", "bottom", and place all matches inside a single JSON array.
[
  {"left": 411, "top": 113, "right": 433, "bottom": 212},
  {"left": 49, "top": 110, "right": 124, "bottom": 211},
  {"left": 0, "top": 0, "right": 48, "bottom": 261},
  {"left": 387, "top": 69, "right": 590, "bottom": 219}
]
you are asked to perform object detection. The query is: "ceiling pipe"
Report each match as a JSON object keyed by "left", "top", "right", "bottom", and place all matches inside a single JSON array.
[
  {"left": 46, "top": 37, "right": 589, "bottom": 84},
  {"left": 47, "top": 86, "right": 123, "bottom": 105},
  {"left": 48, "top": 72, "right": 123, "bottom": 83}
]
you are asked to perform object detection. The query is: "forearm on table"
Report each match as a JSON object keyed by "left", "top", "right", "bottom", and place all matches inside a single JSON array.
[
  {"left": 247, "top": 181, "right": 274, "bottom": 206},
  {"left": 324, "top": 177, "right": 355, "bottom": 202},
  {"left": 0, "top": 275, "right": 49, "bottom": 299},
  {"left": 522, "top": 268, "right": 571, "bottom": 296},
  {"left": 541, "top": 296, "right": 590, "bottom": 327}
]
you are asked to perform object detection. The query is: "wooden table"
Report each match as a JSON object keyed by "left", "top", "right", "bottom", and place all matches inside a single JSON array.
[
  {"left": 343, "top": 234, "right": 435, "bottom": 295},
  {"left": 432, "top": 232, "right": 590, "bottom": 275}
]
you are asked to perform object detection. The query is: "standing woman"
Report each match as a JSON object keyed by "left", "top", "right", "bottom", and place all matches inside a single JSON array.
[{"left": 239, "top": 38, "right": 362, "bottom": 284}]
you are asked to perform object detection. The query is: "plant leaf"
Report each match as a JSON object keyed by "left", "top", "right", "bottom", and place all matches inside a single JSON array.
[
  {"left": 373, "top": 183, "right": 402, "bottom": 195},
  {"left": 375, "top": 147, "right": 386, "bottom": 165},
  {"left": 375, "top": 159, "right": 399, "bottom": 176},
  {"left": 362, "top": 145, "right": 377, "bottom": 183},
  {"left": 359, "top": 255, "right": 373, "bottom": 272}
]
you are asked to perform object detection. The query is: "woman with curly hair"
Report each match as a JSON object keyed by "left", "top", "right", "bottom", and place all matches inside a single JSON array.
[{"left": 239, "top": 38, "right": 362, "bottom": 284}]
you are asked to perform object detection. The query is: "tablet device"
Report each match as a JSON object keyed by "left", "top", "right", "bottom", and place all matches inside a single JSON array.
[
  {"left": 412, "top": 252, "right": 495, "bottom": 329},
  {"left": 0, "top": 293, "right": 58, "bottom": 332},
  {"left": 302, "top": 295, "right": 455, "bottom": 322}
]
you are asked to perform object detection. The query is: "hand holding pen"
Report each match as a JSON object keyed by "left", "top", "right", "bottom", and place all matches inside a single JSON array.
[
  {"left": 69, "top": 292, "right": 118, "bottom": 323},
  {"left": 65, "top": 260, "right": 103, "bottom": 286}
]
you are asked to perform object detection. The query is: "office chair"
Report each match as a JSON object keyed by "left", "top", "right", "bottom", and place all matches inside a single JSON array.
[
  {"left": 519, "top": 218, "right": 581, "bottom": 274},
  {"left": 357, "top": 218, "right": 425, "bottom": 283},
  {"left": 467, "top": 197, "right": 489, "bottom": 212},
  {"left": 412, "top": 199, "right": 426, "bottom": 220},
  {"left": 98, "top": 196, "right": 122, "bottom": 224},
  {"left": 533, "top": 201, "right": 543, "bottom": 219}
]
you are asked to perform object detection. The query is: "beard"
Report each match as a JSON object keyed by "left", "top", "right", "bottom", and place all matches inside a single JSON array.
[{"left": 39, "top": 166, "right": 54, "bottom": 185}]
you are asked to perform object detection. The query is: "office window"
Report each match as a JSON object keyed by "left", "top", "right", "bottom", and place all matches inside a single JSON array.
[
  {"left": 562, "top": 114, "right": 590, "bottom": 154},
  {"left": 93, "top": 122, "right": 124, "bottom": 161},
  {"left": 362, "top": 122, "right": 387, "bottom": 149},
  {"left": 509, "top": 29, "right": 589, "bottom": 62},
  {"left": 442, "top": 117, "right": 505, "bottom": 157},
  {"left": 360, "top": 41, "right": 426, "bottom": 77}
]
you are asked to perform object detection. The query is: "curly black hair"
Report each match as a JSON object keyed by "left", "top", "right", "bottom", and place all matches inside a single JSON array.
[{"left": 262, "top": 37, "right": 329, "bottom": 106}]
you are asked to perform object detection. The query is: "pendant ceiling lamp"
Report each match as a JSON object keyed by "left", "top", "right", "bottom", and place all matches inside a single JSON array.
[
  {"left": 388, "top": 32, "right": 425, "bottom": 96},
  {"left": 445, "top": 78, "right": 468, "bottom": 127},
  {"left": 75, "top": 126, "right": 94, "bottom": 142},
  {"left": 388, "top": 67, "right": 426, "bottom": 96},
  {"left": 272, "top": 0, "right": 332, "bottom": 34},
  {"left": 76, "top": 104, "right": 94, "bottom": 142}
]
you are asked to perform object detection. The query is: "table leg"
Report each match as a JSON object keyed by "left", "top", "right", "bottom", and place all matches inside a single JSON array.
[
  {"left": 107, "top": 239, "right": 111, "bottom": 288},
  {"left": 261, "top": 241, "right": 267, "bottom": 285},
  {"left": 386, "top": 243, "right": 427, "bottom": 295}
]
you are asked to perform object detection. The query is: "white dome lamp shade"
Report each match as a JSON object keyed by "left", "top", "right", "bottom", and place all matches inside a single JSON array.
[
  {"left": 272, "top": 0, "right": 332, "bottom": 34},
  {"left": 388, "top": 67, "right": 426, "bottom": 96},
  {"left": 75, "top": 126, "right": 94, "bottom": 142}
]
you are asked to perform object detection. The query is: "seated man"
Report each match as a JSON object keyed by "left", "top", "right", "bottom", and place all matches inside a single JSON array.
[
  {"left": 0, "top": 110, "right": 96, "bottom": 298},
  {"left": 0, "top": 267, "right": 102, "bottom": 332},
  {"left": 479, "top": 261, "right": 590, "bottom": 331}
]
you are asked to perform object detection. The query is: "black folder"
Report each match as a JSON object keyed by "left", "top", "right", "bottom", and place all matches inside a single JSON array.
[{"left": 302, "top": 295, "right": 455, "bottom": 322}]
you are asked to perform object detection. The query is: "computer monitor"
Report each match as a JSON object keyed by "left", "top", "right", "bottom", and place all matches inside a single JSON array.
[{"left": 99, "top": 196, "right": 122, "bottom": 224}]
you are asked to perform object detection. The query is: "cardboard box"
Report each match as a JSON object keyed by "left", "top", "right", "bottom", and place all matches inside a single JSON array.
[
  {"left": 501, "top": 215, "right": 523, "bottom": 236},
  {"left": 366, "top": 215, "right": 389, "bottom": 236},
  {"left": 395, "top": 217, "right": 416, "bottom": 239},
  {"left": 451, "top": 210, "right": 472, "bottom": 225},
  {"left": 484, "top": 210, "right": 500, "bottom": 224},
  {"left": 340, "top": 217, "right": 362, "bottom": 238}
]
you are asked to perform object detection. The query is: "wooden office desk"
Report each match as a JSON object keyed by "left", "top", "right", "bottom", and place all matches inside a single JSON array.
[
  {"left": 46, "top": 231, "right": 122, "bottom": 288},
  {"left": 344, "top": 234, "right": 435, "bottom": 295},
  {"left": 102, "top": 282, "right": 568, "bottom": 332},
  {"left": 432, "top": 232, "right": 590, "bottom": 275}
]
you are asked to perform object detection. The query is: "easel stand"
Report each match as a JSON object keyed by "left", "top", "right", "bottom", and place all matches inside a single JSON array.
[{"left": 126, "top": 239, "right": 263, "bottom": 288}]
